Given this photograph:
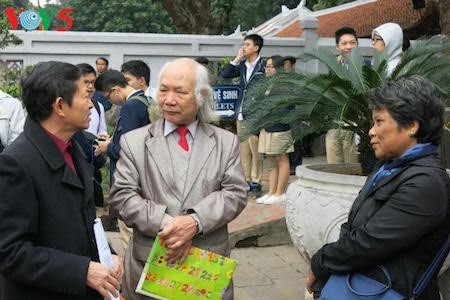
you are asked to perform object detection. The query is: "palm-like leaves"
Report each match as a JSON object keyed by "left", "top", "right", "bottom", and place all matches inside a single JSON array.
[{"left": 244, "top": 35, "right": 450, "bottom": 172}]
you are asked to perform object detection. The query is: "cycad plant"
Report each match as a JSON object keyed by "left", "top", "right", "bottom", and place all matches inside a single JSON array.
[{"left": 244, "top": 35, "right": 450, "bottom": 174}]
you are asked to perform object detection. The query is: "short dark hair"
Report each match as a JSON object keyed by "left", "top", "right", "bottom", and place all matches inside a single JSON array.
[
  {"left": 21, "top": 61, "right": 81, "bottom": 122},
  {"left": 94, "top": 70, "right": 128, "bottom": 93},
  {"left": 367, "top": 75, "right": 444, "bottom": 145},
  {"left": 283, "top": 56, "right": 296, "bottom": 64},
  {"left": 195, "top": 56, "right": 209, "bottom": 66},
  {"left": 76, "top": 63, "right": 96, "bottom": 76},
  {"left": 335, "top": 26, "right": 358, "bottom": 44},
  {"left": 121, "top": 60, "right": 150, "bottom": 86},
  {"left": 96, "top": 57, "right": 109, "bottom": 66},
  {"left": 244, "top": 34, "right": 264, "bottom": 54}
]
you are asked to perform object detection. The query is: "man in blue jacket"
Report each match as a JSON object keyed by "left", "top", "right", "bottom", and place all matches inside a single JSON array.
[
  {"left": 94, "top": 70, "right": 150, "bottom": 185},
  {"left": 221, "top": 34, "right": 266, "bottom": 196},
  {"left": 95, "top": 70, "right": 150, "bottom": 250}
]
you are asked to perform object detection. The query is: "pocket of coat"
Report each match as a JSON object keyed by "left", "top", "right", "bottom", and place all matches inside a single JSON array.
[
  {"left": 373, "top": 191, "right": 390, "bottom": 202},
  {"left": 132, "top": 237, "right": 154, "bottom": 263}
]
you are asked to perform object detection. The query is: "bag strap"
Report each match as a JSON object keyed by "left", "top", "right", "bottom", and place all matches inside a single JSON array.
[
  {"left": 347, "top": 265, "right": 391, "bottom": 296},
  {"left": 92, "top": 98, "right": 101, "bottom": 115},
  {"left": 132, "top": 94, "right": 149, "bottom": 107},
  {"left": 412, "top": 234, "right": 450, "bottom": 298}
]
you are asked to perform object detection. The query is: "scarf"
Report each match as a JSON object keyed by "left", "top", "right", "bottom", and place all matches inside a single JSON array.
[{"left": 367, "top": 143, "right": 438, "bottom": 190}]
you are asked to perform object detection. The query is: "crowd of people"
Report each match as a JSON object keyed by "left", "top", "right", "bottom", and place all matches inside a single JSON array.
[{"left": 0, "top": 21, "right": 448, "bottom": 300}]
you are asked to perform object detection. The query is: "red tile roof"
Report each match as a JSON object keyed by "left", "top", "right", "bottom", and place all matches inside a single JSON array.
[{"left": 275, "top": 0, "right": 436, "bottom": 38}]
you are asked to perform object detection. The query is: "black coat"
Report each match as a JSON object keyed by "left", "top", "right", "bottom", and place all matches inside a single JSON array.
[
  {"left": 311, "top": 155, "right": 450, "bottom": 299},
  {"left": 0, "top": 118, "right": 102, "bottom": 300}
]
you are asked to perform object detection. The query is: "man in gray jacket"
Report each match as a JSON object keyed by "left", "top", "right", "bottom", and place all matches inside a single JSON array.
[{"left": 109, "top": 58, "right": 248, "bottom": 300}]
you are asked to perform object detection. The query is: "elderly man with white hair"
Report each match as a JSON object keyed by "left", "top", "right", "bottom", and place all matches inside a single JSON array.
[{"left": 109, "top": 57, "right": 248, "bottom": 300}]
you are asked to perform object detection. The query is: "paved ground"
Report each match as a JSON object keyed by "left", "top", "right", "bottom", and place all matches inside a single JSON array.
[
  {"left": 232, "top": 245, "right": 308, "bottom": 300},
  {"left": 104, "top": 156, "right": 327, "bottom": 300}
]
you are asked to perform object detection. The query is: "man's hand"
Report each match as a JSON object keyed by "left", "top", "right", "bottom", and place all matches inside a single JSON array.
[
  {"left": 97, "top": 138, "right": 111, "bottom": 153},
  {"left": 165, "top": 240, "right": 192, "bottom": 265},
  {"left": 86, "top": 261, "right": 120, "bottom": 300},
  {"left": 93, "top": 145, "right": 102, "bottom": 157},
  {"left": 306, "top": 268, "right": 317, "bottom": 294},
  {"left": 111, "top": 255, "right": 124, "bottom": 282},
  {"left": 158, "top": 215, "right": 197, "bottom": 264},
  {"left": 233, "top": 47, "right": 245, "bottom": 64}
]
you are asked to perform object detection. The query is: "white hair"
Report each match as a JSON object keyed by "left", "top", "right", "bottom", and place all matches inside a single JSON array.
[{"left": 155, "top": 58, "right": 219, "bottom": 123}]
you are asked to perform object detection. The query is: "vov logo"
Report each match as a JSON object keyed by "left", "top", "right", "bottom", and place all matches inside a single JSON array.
[{"left": 3, "top": 7, "right": 73, "bottom": 31}]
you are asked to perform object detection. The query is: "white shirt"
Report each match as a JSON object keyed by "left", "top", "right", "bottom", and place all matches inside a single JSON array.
[
  {"left": 0, "top": 91, "right": 26, "bottom": 148},
  {"left": 245, "top": 56, "right": 261, "bottom": 82},
  {"left": 163, "top": 119, "right": 199, "bottom": 149},
  {"left": 86, "top": 100, "right": 107, "bottom": 136}
]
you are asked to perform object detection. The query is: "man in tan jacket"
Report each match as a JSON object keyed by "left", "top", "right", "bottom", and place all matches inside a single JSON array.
[{"left": 109, "top": 58, "right": 248, "bottom": 299}]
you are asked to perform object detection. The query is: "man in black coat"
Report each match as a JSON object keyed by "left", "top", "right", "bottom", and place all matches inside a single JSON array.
[{"left": 0, "top": 61, "right": 123, "bottom": 300}]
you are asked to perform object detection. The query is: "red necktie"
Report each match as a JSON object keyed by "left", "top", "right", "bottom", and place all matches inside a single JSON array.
[{"left": 176, "top": 126, "right": 189, "bottom": 151}]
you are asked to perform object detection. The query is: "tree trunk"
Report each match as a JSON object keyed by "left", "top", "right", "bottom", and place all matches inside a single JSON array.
[
  {"left": 160, "top": 0, "right": 234, "bottom": 34},
  {"left": 440, "top": 0, "right": 450, "bottom": 35}
]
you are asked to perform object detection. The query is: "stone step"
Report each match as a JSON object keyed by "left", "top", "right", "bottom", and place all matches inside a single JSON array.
[
  {"left": 229, "top": 156, "right": 328, "bottom": 249},
  {"left": 229, "top": 197, "right": 292, "bottom": 248}
]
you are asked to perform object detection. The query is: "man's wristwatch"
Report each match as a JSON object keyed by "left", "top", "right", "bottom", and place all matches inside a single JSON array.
[{"left": 193, "top": 218, "right": 200, "bottom": 235}]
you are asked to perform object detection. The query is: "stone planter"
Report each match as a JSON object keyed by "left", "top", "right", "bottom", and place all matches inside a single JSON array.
[{"left": 286, "top": 163, "right": 450, "bottom": 298}]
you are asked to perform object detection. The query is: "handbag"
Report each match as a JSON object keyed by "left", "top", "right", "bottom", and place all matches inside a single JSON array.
[
  {"left": 320, "top": 235, "right": 450, "bottom": 300},
  {"left": 320, "top": 265, "right": 403, "bottom": 299}
]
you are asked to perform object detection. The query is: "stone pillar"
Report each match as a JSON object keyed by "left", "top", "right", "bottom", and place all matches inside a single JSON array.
[{"left": 300, "top": 16, "right": 319, "bottom": 74}]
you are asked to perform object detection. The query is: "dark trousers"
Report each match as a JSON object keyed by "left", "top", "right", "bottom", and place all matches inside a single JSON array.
[{"left": 289, "top": 139, "right": 303, "bottom": 170}]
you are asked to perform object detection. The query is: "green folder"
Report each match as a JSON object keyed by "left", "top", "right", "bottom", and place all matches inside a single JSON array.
[{"left": 136, "top": 236, "right": 238, "bottom": 300}]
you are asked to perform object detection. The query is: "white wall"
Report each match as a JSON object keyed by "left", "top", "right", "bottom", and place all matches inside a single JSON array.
[
  {"left": 1, "top": 31, "right": 306, "bottom": 88},
  {"left": 1, "top": 27, "right": 373, "bottom": 88}
]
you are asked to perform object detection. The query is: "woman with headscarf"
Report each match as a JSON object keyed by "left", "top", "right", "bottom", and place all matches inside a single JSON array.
[{"left": 371, "top": 22, "right": 403, "bottom": 76}]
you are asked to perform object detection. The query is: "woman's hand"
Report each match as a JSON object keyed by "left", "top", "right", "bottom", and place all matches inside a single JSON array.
[{"left": 306, "top": 268, "right": 317, "bottom": 294}]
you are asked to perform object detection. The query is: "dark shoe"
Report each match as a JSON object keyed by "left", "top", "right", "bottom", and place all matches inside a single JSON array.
[{"left": 249, "top": 182, "right": 262, "bottom": 197}]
